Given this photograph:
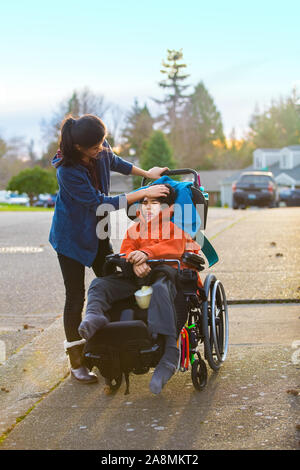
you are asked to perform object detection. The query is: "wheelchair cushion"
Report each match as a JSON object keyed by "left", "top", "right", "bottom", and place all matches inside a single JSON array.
[
  {"left": 119, "top": 305, "right": 149, "bottom": 323},
  {"left": 86, "top": 320, "right": 151, "bottom": 351},
  {"left": 105, "top": 296, "right": 136, "bottom": 322},
  {"left": 120, "top": 309, "right": 135, "bottom": 322}
]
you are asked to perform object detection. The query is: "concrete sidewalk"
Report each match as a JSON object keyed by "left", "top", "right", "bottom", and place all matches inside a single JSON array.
[
  {"left": 0, "top": 315, "right": 68, "bottom": 439},
  {"left": 0, "top": 207, "right": 299, "bottom": 449},
  {"left": 0, "top": 303, "right": 299, "bottom": 450},
  {"left": 208, "top": 207, "right": 300, "bottom": 301}
]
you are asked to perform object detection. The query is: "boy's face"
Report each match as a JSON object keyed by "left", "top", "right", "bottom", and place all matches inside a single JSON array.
[{"left": 140, "top": 196, "right": 161, "bottom": 222}]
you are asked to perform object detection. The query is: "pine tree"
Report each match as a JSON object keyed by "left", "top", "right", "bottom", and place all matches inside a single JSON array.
[
  {"left": 140, "top": 130, "right": 176, "bottom": 169},
  {"left": 180, "top": 81, "right": 225, "bottom": 168},
  {"left": 155, "top": 49, "right": 190, "bottom": 131},
  {"left": 154, "top": 49, "right": 190, "bottom": 162},
  {"left": 122, "top": 99, "right": 154, "bottom": 157},
  {"left": 67, "top": 92, "right": 80, "bottom": 117},
  {"left": 129, "top": 130, "right": 177, "bottom": 188}
]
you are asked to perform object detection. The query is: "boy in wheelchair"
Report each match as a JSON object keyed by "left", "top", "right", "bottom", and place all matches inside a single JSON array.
[{"left": 78, "top": 183, "right": 202, "bottom": 394}]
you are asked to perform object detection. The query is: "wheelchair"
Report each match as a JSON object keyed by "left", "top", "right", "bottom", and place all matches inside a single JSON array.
[{"left": 83, "top": 169, "right": 229, "bottom": 394}]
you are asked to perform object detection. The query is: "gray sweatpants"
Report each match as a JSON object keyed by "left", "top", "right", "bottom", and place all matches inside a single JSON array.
[{"left": 85, "top": 272, "right": 178, "bottom": 337}]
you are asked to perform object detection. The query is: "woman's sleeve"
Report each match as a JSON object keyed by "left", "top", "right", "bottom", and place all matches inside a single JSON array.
[
  {"left": 103, "top": 140, "right": 133, "bottom": 175},
  {"left": 58, "top": 167, "right": 127, "bottom": 212}
]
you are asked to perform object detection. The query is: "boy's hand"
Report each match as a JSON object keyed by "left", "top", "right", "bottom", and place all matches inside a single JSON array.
[
  {"left": 133, "top": 262, "right": 151, "bottom": 278},
  {"left": 127, "top": 250, "right": 148, "bottom": 265}
]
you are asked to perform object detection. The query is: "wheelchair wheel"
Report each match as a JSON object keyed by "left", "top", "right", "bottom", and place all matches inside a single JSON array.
[
  {"left": 202, "top": 274, "right": 229, "bottom": 371},
  {"left": 191, "top": 355, "right": 207, "bottom": 391}
]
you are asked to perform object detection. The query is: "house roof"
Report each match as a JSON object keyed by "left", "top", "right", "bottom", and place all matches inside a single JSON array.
[
  {"left": 255, "top": 145, "right": 300, "bottom": 152},
  {"left": 255, "top": 148, "right": 281, "bottom": 152},
  {"left": 221, "top": 165, "right": 254, "bottom": 184},
  {"left": 183, "top": 169, "right": 243, "bottom": 192},
  {"left": 286, "top": 145, "right": 300, "bottom": 151},
  {"left": 221, "top": 162, "right": 300, "bottom": 185},
  {"left": 274, "top": 164, "right": 300, "bottom": 182}
]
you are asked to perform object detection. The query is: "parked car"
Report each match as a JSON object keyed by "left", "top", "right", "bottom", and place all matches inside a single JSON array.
[
  {"left": 232, "top": 171, "right": 279, "bottom": 209},
  {"left": 0, "top": 190, "right": 11, "bottom": 203},
  {"left": 6, "top": 193, "right": 30, "bottom": 206},
  {"left": 33, "top": 193, "right": 56, "bottom": 208},
  {"left": 279, "top": 188, "right": 300, "bottom": 206}
]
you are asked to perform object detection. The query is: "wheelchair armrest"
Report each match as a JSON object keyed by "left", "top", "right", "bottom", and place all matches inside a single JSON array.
[
  {"left": 103, "top": 253, "right": 134, "bottom": 277},
  {"left": 147, "top": 258, "right": 181, "bottom": 273},
  {"left": 105, "top": 253, "right": 126, "bottom": 261},
  {"left": 182, "top": 252, "right": 206, "bottom": 271}
]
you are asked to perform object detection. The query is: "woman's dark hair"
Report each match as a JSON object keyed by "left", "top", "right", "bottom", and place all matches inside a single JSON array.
[{"left": 59, "top": 114, "right": 107, "bottom": 166}]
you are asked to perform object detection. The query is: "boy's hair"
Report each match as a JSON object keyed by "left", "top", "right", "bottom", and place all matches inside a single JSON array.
[{"left": 146, "top": 183, "right": 176, "bottom": 206}]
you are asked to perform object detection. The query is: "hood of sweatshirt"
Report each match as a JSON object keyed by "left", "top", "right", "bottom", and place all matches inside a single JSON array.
[{"left": 51, "top": 149, "right": 63, "bottom": 168}]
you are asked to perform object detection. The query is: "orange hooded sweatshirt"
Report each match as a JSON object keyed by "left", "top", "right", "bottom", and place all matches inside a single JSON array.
[{"left": 120, "top": 204, "right": 203, "bottom": 286}]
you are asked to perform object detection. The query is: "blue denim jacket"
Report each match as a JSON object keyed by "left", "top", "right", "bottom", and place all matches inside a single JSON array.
[{"left": 49, "top": 140, "right": 132, "bottom": 267}]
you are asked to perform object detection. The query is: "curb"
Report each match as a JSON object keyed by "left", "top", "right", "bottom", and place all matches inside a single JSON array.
[
  {"left": 0, "top": 316, "right": 69, "bottom": 440},
  {"left": 227, "top": 299, "right": 300, "bottom": 305}
]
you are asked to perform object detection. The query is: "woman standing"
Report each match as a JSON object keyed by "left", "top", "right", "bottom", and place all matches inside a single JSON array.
[{"left": 49, "top": 114, "right": 169, "bottom": 384}]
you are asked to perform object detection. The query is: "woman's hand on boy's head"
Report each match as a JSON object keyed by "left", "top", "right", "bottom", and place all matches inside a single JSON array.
[
  {"left": 133, "top": 262, "right": 151, "bottom": 278},
  {"left": 145, "top": 184, "right": 169, "bottom": 199},
  {"left": 127, "top": 250, "right": 148, "bottom": 265}
]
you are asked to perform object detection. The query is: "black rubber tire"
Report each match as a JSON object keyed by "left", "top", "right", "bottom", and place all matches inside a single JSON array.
[
  {"left": 201, "top": 274, "right": 228, "bottom": 371},
  {"left": 105, "top": 375, "right": 123, "bottom": 392},
  {"left": 202, "top": 276, "right": 229, "bottom": 371},
  {"left": 202, "top": 275, "right": 221, "bottom": 371},
  {"left": 191, "top": 358, "right": 207, "bottom": 391}
]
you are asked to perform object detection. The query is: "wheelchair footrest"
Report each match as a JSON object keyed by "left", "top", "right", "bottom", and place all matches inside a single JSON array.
[
  {"left": 140, "top": 343, "right": 160, "bottom": 355},
  {"left": 84, "top": 321, "right": 164, "bottom": 385}
]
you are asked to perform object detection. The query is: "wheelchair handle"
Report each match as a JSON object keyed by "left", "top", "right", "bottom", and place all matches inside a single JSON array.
[{"left": 141, "top": 169, "right": 200, "bottom": 188}]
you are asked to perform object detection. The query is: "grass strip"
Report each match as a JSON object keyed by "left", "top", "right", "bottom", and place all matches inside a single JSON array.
[{"left": 0, "top": 203, "right": 54, "bottom": 212}]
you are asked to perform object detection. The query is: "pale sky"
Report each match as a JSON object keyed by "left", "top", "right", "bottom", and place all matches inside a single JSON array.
[{"left": 0, "top": 0, "right": 299, "bottom": 155}]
